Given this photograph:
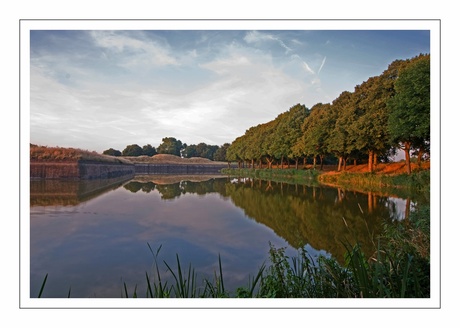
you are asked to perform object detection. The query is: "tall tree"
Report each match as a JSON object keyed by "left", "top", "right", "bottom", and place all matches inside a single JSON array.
[
  {"left": 299, "top": 103, "right": 333, "bottom": 170},
  {"left": 327, "top": 91, "right": 355, "bottom": 171},
  {"left": 348, "top": 58, "right": 409, "bottom": 172},
  {"left": 387, "top": 54, "right": 430, "bottom": 174},
  {"left": 213, "top": 143, "right": 230, "bottom": 162}
]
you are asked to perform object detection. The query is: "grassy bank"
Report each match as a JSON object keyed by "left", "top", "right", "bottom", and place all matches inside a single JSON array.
[
  {"left": 221, "top": 168, "right": 320, "bottom": 185},
  {"left": 222, "top": 166, "right": 430, "bottom": 198},
  {"left": 318, "top": 170, "right": 430, "bottom": 193}
]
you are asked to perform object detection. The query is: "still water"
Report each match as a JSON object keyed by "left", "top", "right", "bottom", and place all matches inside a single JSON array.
[{"left": 30, "top": 175, "right": 414, "bottom": 298}]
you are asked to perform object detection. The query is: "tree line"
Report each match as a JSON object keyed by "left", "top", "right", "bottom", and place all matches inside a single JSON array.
[
  {"left": 103, "top": 137, "right": 230, "bottom": 162},
  {"left": 226, "top": 54, "right": 430, "bottom": 174}
]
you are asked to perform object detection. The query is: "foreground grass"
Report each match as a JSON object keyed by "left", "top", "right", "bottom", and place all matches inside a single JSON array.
[{"left": 37, "top": 204, "right": 429, "bottom": 298}]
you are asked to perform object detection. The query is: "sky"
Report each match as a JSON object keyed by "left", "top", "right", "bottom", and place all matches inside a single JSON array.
[{"left": 29, "top": 28, "right": 431, "bottom": 153}]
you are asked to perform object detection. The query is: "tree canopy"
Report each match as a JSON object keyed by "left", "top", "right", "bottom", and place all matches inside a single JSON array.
[
  {"left": 157, "top": 137, "right": 184, "bottom": 156},
  {"left": 387, "top": 54, "right": 430, "bottom": 173}
]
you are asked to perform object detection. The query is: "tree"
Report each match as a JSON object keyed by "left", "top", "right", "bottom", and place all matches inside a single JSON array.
[
  {"left": 387, "top": 54, "right": 430, "bottom": 174},
  {"left": 142, "top": 144, "right": 157, "bottom": 156},
  {"left": 182, "top": 144, "right": 198, "bottom": 158},
  {"left": 157, "top": 137, "right": 184, "bottom": 156},
  {"left": 214, "top": 143, "right": 230, "bottom": 162},
  {"left": 122, "top": 144, "right": 143, "bottom": 156},
  {"left": 103, "top": 148, "right": 122, "bottom": 156},
  {"left": 298, "top": 103, "right": 334, "bottom": 170},
  {"left": 327, "top": 91, "right": 355, "bottom": 171}
]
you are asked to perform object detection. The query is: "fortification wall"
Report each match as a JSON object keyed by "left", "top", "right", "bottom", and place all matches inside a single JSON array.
[{"left": 30, "top": 161, "right": 135, "bottom": 180}]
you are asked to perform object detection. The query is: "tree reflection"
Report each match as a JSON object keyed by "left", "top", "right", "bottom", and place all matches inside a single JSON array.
[{"left": 122, "top": 177, "right": 417, "bottom": 264}]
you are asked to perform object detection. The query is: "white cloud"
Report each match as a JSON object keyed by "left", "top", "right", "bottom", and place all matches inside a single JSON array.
[
  {"left": 89, "top": 31, "right": 179, "bottom": 68},
  {"left": 244, "top": 31, "right": 293, "bottom": 53}
]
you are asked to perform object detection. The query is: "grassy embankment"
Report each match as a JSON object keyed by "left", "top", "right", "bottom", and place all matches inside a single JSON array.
[{"left": 30, "top": 145, "right": 131, "bottom": 164}]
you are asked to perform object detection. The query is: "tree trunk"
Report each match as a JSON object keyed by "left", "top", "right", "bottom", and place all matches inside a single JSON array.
[
  {"left": 343, "top": 157, "right": 347, "bottom": 171},
  {"left": 295, "top": 158, "right": 299, "bottom": 170},
  {"left": 368, "top": 150, "right": 374, "bottom": 173},
  {"left": 417, "top": 148, "right": 424, "bottom": 167},
  {"left": 405, "top": 198, "right": 411, "bottom": 220},
  {"left": 320, "top": 155, "right": 324, "bottom": 171},
  {"left": 338, "top": 156, "right": 343, "bottom": 171},
  {"left": 313, "top": 156, "right": 317, "bottom": 169},
  {"left": 266, "top": 157, "right": 273, "bottom": 169},
  {"left": 404, "top": 141, "right": 412, "bottom": 174}
]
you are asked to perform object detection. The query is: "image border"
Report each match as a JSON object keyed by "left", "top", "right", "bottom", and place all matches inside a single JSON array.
[{"left": 19, "top": 18, "right": 441, "bottom": 309}]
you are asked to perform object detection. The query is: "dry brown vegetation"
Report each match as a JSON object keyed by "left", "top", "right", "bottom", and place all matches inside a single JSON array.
[
  {"left": 30, "top": 145, "right": 131, "bottom": 164},
  {"left": 30, "top": 145, "right": 227, "bottom": 165}
]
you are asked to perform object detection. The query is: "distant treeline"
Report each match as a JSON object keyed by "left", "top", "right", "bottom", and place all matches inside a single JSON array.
[
  {"left": 103, "top": 137, "right": 230, "bottom": 162},
  {"left": 226, "top": 54, "right": 430, "bottom": 174}
]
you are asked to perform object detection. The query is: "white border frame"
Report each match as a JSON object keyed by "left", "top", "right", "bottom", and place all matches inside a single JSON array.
[{"left": 20, "top": 19, "right": 441, "bottom": 309}]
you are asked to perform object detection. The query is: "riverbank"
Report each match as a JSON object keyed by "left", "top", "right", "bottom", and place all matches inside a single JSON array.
[{"left": 222, "top": 161, "right": 430, "bottom": 198}]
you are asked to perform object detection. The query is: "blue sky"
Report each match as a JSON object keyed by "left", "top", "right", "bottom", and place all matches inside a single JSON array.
[{"left": 29, "top": 28, "right": 430, "bottom": 153}]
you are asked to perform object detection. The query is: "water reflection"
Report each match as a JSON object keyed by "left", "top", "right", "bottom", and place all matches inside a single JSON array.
[
  {"left": 30, "top": 176, "right": 415, "bottom": 298},
  {"left": 123, "top": 177, "right": 411, "bottom": 264}
]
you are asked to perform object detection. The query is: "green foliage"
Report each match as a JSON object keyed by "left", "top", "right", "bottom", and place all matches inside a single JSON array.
[
  {"left": 213, "top": 143, "right": 230, "bottom": 161},
  {"left": 387, "top": 54, "right": 430, "bottom": 150},
  {"left": 122, "top": 144, "right": 143, "bottom": 156},
  {"left": 157, "top": 137, "right": 184, "bottom": 156},
  {"left": 102, "top": 148, "right": 122, "bottom": 156},
  {"left": 182, "top": 142, "right": 219, "bottom": 160},
  {"left": 222, "top": 168, "right": 319, "bottom": 185},
  {"left": 142, "top": 144, "right": 157, "bottom": 156}
]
